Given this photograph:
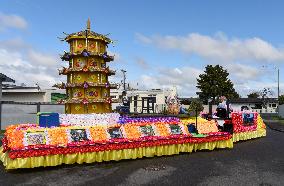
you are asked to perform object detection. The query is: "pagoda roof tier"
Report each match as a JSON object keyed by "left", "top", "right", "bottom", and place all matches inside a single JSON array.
[
  {"left": 54, "top": 82, "right": 118, "bottom": 89},
  {"left": 61, "top": 51, "right": 114, "bottom": 62},
  {"left": 62, "top": 30, "right": 112, "bottom": 44},
  {"left": 65, "top": 97, "right": 113, "bottom": 104},
  {"left": 58, "top": 67, "right": 115, "bottom": 75}
]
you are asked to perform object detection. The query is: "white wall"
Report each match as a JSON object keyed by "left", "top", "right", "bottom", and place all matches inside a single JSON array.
[
  {"left": 278, "top": 105, "right": 284, "bottom": 118},
  {"left": 2, "top": 92, "right": 46, "bottom": 102}
]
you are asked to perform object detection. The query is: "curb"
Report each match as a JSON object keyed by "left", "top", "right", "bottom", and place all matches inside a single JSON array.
[{"left": 265, "top": 123, "right": 284, "bottom": 133}]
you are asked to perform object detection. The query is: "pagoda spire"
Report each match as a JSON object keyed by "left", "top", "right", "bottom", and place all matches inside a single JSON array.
[{"left": 87, "top": 18, "right": 91, "bottom": 32}]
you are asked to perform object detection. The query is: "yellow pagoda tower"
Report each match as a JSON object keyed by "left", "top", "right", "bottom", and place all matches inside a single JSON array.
[{"left": 56, "top": 19, "right": 116, "bottom": 114}]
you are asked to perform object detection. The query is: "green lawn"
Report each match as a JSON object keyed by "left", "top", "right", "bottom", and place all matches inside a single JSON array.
[{"left": 270, "top": 116, "right": 284, "bottom": 124}]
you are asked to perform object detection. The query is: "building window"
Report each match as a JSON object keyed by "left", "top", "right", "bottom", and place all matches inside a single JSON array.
[{"left": 272, "top": 104, "right": 277, "bottom": 108}]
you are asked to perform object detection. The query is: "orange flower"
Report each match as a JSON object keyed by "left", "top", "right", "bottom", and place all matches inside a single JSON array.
[
  {"left": 48, "top": 128, "right": 68, "bottom": 146},
  {"left": 123, "top": 124, "right": 141, "bottom": 139},
  {"left": 89, "top": 126, "right": 108, "bottom": 141},
  {"left": 155, "top": 123, "right": 170, "bottom": 136},
  {"left": 6, "top": 126, "right": 24, "bottom": 149}
]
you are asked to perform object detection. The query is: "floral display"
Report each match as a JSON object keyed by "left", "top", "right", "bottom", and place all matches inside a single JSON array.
[
  {"left": 119, "top": 116, "right": 180, "bottom": 124},
  {"left": 7, "top": 134, "right": 231, "bottom": 160},
  {"left": 257, "top": 115, "right": 266, "bottom": 129},
  {"left": 5, "top": 126, "right": 25, "bottom": 150},
  {"left": 231, "top": 112, "right": 258, "bottom": 133},
  {"left": 2, "top": 119, "right": 233, "bottom": 159},
  {"left": 180, "top": 117, "right": 218, "bottom": 134},
  {"left": 89, "top": 126, "right": 108, "bottom": 142},
  {"left": 47, "top": 128, "right": 68, "bottom": 147},
  {"left": 59, "top": 113, "right": 120, "bottom": 126},
  {"left": 123, "top": 125, "right": 141, "bottom": 139},
  {"left": 155, "top": 123, "right": 171, "bottom": 137},
  {"left": 1, "top": 112, "right": 267, "bottom": 165}
]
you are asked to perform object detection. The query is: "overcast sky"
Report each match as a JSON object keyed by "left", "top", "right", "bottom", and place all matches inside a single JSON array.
[{"left": 1, "top": 0, "right": 284, "bottom": 97}]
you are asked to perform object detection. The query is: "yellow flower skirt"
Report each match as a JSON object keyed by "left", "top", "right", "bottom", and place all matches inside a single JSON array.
[
  {"left": 233, "top": 128, "right": 266, "bottom": 143},
  {"left": 0, "top": 139, "right": 233, "bottom": 170}
]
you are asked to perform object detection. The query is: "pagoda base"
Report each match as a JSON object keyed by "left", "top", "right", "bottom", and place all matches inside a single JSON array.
[
  {"left": 0, "top": 139, "right": 233, "bottom": 170},
  {"left": 65, "top": 103, "right": 112, "bottom": 114}
]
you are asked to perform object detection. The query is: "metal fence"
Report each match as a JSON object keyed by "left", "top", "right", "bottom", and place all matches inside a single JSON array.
[{"left": 0, "top": 101, "right": 64, "bottom": 130}]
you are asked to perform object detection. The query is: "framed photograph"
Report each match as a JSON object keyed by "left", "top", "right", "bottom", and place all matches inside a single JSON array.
[
  {"left": 108, "top": 127, "right": 123, "bottom": 139},
  {"left": 26, "top": 131, "right": 46, "bottom": 145},
  {"left": 140, "top": 125, "right": 155, "bottom": 137},
  {"left": 242, "top": 113, "right": 254, "bottom": 126},
  {"left": 169, "top": 124, "right": 182, "bottom": 135},
  {"left": 70, "top": 129, "right": 89, "bottom": 142}
]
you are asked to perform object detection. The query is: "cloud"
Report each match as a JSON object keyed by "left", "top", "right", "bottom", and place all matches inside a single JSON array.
[
  {"left": 27, "top": 50, "right": 57, "bottom": 67},
  {"left": 0, "top": 12, "right": 27, "bottom": 31},
  {"left": 135, "top": 33, "right": 153, "bottom": 44},
  {"left": 137, "top": 66, "right": 203, "bottom": 96},
  {"left": 0, "top": 39, "right": 62, "bottom": 88},
  {"left": 135, "top": 57, "right": 150, "bottom": 69},
  {"left": 234, "top": 81, "right": 282, "bottom": 97},
  {"left": 136, "top": 32, "right": 284, "bottom": 62},
  {"left": 227, "top": 63, "right": 261, "bottom": 81}
]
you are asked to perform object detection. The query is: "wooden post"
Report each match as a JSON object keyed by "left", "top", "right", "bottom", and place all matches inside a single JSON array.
[
  {"left": 0, "top": 101, "right": 2, "bottom": 130},
  {"left": 195, "top": 107, "right": 198, "bottom": 134},
  {"left": 37, "top": 102, "right": 41, "bottom": 113},
  {"left": 0, "top": 79, "right": 2, "bottom": 130}
]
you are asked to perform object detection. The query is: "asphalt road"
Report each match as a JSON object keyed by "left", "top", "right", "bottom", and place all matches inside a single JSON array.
[{"left": 0, "top": 125, "right": 283, "bottom": 186}]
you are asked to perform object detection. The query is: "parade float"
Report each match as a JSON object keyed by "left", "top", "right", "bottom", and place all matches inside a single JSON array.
[{"left": 0, "top": 20, "right": 266, "bottom": 170}]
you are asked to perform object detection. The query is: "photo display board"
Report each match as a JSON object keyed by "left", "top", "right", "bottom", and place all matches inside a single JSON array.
[
  {"left": 242, "top": 113, "right": 254, "bottom": 126},
  {"left": 26, "top": 131, "right": 46, "bottom": 145},
  {"left": 108, "top": 127, "right": 123, "bottom": 139},
  {"left": 169, "top": 124, "right": 183, "bottom": 135},
  {"left": 70, "top": 129, "right": 89, "bottom": 142},
  {"left": 140, "top": 125, "right": 155, "bottom": 137}
]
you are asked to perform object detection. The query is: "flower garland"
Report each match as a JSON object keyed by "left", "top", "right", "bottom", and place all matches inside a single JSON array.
[{"left": 7, "top": 134, "right": 232, "bottom": 159}]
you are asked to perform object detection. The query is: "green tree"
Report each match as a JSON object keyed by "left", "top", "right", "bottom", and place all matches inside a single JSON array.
[
  {"left": 196, "top": 65, "right": 240, "bottom": 104},
  {"left": 188, "top": 99, "right": 204, "bottom": 113},
  {"left": 247, "top": 92, "right": 260, "bottom": 98},
  {"left": 259, "top": 88, "right": 273, "bottom": 108},
  {"left": 279, "top": 95, "right": 284, "bottom": 105},
  {"left": 188, "top": 99, "right": 204, "bottom": 117}
]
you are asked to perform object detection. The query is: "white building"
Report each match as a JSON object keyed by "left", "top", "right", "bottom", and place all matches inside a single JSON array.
[
  {"left": 110, "top": 88, "right": 178, "bottom": 113},
  {"left": 2, "top": 84, "right": 65, "bottom": 102},
  {"left": 230, "top": 98, "right": 278, "bottom": 113},
  {"left": 203, "top": 98, "right": 278, "bottom": 114}
]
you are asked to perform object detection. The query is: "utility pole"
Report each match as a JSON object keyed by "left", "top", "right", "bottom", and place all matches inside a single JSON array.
[
  {"left": 278, "top": 68, "right": 280, "bottom": 101},
  {"left": 121, "top": 69, "right": 127, "bottom": 91}
]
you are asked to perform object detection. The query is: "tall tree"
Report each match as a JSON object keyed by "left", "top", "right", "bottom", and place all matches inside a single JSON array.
[
  {"left": 196, "top": 65, "right": 239, "bottom": 104},
  {"left": 279, "top": 95, "right": 284, "bottom": 105},
  {"left": 259, "top": 88, "right": 273, "bottom": 108},
  {"left": 247, "top": 92, "right": 260, "bottom": 98}
]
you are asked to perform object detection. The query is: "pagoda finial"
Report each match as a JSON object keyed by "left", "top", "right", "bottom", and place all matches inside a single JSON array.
[{"left": 87, "top": 18, "right": 91, "bottom": 32}]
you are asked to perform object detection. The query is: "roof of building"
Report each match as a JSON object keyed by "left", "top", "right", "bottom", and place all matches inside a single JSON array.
[
  {"left": 179, "top": 98, "right": 200, "bottom": 105},
  {"left": 0, "top": 73, "right": 15, "bottom": 83},
  {"left": 63, "top": 19, "right": 112, "bottom": 44},
  {"left": 230, "top": 98, "right": 278, "bottom": 104}
]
